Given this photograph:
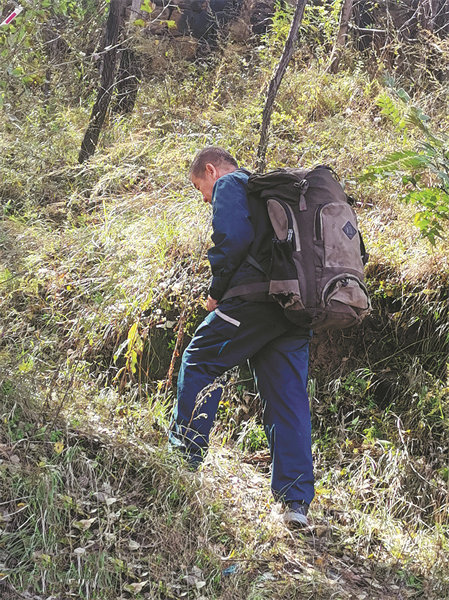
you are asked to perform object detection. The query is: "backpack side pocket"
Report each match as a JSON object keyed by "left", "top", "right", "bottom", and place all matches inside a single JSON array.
[{"left": 266, "top": 199, "right": 304, "bottom": 310}]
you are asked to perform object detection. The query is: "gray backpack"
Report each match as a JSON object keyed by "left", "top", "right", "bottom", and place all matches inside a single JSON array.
[{"left": 246, "top": 166, "right": 371, "bottom": 331}]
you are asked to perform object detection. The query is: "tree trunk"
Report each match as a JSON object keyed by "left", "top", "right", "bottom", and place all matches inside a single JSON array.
[
  {"left": 113, "top": 0, "right": 142, "bottom": 114},
  {"left": 114, "top": 48, "right": 141, "bottom": 114},
  {"left": 79, "top": 0, "right": 127, "bottom": 163},
  {"left": 256, "top": 0, "right": 308, "bottom": 172},
  {"left": 129, "top": 0, "right": 143, "bottom": 24},
  {"left": 329, "top": 0, "right": 354, "bottom": 74}
]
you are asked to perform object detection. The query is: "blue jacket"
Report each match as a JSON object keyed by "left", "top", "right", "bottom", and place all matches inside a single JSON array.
[{"left": 208, "top": 169, "right": 269, "bottom": 301}]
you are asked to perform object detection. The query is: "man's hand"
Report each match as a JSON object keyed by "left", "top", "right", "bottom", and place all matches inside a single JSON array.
[{"left": 206, "top": 296, "right": 218, "bottom": 312}]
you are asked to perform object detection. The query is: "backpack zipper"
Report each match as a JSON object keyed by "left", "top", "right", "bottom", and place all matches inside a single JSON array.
[
  {"left": 322, "top": 274, "right": 369, "bottom": 307},
  {"left": 275, "top": 198, "right": 299, "bottom": 250}
]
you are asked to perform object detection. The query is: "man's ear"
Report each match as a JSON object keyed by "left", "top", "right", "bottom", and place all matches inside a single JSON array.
[{"left": 205, "top": 162, "right": 218, "bottom": 179}]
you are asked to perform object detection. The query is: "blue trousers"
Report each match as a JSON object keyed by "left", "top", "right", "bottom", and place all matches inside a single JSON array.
[{"left": 169, "top": 297, "right": 314, "bottom": 505}]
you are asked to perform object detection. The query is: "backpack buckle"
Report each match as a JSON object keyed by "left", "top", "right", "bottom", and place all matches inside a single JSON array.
[{"left": 293, "top": 180, "right": 309, "bottom": 211}]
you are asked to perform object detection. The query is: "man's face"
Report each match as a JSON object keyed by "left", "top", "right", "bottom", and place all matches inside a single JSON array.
[
  {"left": 191, "top": 172, "right": 215, "bottom": 204},
  {"left": 191, "top": 161, "right": 238, "bottom": 204}
]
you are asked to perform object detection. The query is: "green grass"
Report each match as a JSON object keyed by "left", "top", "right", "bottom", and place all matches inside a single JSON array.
[{"left": 2, "top": 381, "right": 448, "bottom": 599}]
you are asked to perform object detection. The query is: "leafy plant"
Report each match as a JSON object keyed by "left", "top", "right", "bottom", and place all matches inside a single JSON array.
[
  {"left": 301, "top": 0, "right": 342, "bottom": 51},
  {"left": 261, "top": 0, "right": 342, "bottom": 61},
  {"left": 361, "top": 86, "right": 449, "bottom": 244},
  {"left": 0, "top": 1, "right": 103, "bottom": 109}
]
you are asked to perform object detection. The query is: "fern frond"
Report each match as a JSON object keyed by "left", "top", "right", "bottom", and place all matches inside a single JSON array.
[
  {"left": 376, "top": 93, "right": 406, "bottom": 130},
  {"left": 376, "top": 151, "right": 429, "bottom": 170},
  {"left": 407, "top": 107, "right": 443, "bottom": 147}
]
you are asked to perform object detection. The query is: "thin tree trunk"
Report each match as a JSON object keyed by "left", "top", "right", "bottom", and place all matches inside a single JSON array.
[
  {"left": 113, "top": 0, "right": 142, "bottom": 114},
  {"left": 129, "top": 0, "right": 143, "bottom": 24},
  {"left": 79, "top": 0, "right": 127, "bottom": 163},
  {"left": 114, "top": 48, "right": 141, "bottom": 114},
  {"left": 329, "top": 0, "right": 354, "bottom": 74},
  {"left": 256, "top": 0, "right": 308, "bottom": 172}
]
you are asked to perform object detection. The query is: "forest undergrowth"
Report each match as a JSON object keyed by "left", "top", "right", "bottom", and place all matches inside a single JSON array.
[{"left": 1, "top": 9, "right": 449, "bottom": 599}]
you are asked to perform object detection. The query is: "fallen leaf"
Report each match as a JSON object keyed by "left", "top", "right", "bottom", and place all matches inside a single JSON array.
[
  {"left": 54, "top": 441, "right": 64, "bottom": 454},
  {"left": 94, "top": 491, "right": 107, "bottom": 502},
  {"left": 313, "top": 525, "right": 329, "bottom": 537},
  {"left": 123, "top": 580, "right": 148, "bottom": 594},
  {"left": 73, "top": 518, "right": 96, "bottom": 531},
  {"left": 128, "top": 540, "right": 140, "bottom": 551},
  {"left": 191, "top": 566, "right": 203, "bottom": 579},
  {"left": 32, "top": 552, "right": 51, "bottom": 565},
  {"left": 342, "top": 569, "right": 362, "bottom": 583}
]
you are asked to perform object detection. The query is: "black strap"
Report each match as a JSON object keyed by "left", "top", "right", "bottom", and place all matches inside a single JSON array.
[
  {"left": 359, "top": 232, "right": 369, "bottom": 266},
  {"left": 221, "top": 281, "right": 270, "bottom": 301},
  {"left": 246, "top": 254, "right": 268, "bottom": 277}
]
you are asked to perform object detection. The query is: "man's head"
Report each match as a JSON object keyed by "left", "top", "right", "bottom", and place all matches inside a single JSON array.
[{"left": 189, "top": 146, "right": 238, "bottom": 204}]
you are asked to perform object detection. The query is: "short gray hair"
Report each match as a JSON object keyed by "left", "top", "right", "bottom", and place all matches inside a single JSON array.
[{"left": 189, "top": 146, "right": 238, "bottom": 178}]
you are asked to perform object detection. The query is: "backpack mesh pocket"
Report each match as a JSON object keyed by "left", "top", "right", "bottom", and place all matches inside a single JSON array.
[
  {"left": 269, "top": 239, "right": 304, "bottom": 309},
  {"left": 267, "top": 198, "right": 300, "bottom": 250}
]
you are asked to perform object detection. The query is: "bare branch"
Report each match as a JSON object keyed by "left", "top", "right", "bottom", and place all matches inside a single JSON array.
[{"left": 256, "top": 0, "right": 308, "bottom": 172}]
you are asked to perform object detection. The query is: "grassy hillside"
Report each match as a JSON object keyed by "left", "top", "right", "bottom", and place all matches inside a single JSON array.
[{"left": 1, "top": 11, "right": 449, "bottom": 599}]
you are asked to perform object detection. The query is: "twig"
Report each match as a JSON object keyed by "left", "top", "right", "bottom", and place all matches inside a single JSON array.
[
  {"left": 47, "top": 358, "right": 80, "bottom": 432},
  {"left": 257, "top": 0, "right": 308, "bottom": 171}
]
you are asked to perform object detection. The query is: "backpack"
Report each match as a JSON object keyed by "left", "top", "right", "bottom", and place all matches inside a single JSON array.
[{"left": 245, "top": 166, "right": 371, "bottom": 331}]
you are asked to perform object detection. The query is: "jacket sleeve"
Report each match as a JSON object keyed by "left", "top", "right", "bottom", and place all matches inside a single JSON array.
[{"left": 208, "top": 174, "right": 254, "bottom": 300}]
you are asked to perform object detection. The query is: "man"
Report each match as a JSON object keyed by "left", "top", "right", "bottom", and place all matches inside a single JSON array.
[{"left": 169, "top": 146, "right": 314, "bottom": 528}]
